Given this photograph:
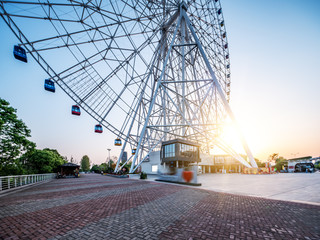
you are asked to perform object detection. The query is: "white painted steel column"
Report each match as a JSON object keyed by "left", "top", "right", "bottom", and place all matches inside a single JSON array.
[
  {"left": 182, "top": 11, "right": 257, "bottom": 168},
  {"left": 129, "top": 14, "right": 183, "bottom": 173}
]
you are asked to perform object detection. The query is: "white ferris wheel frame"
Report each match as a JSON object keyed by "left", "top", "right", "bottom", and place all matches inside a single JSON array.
[{"left": 0, "top": 1, "right": 258, "bottom": 172}]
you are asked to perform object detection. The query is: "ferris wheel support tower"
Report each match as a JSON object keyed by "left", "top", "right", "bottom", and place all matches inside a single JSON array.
[
  {"left": 0, "top": 0, "right": 258, "bottom": 172},
  {"left": 128, "top": 2, "right": 257, "bottom": 173}
]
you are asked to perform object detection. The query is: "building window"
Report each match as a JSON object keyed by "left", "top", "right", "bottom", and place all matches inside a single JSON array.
[
  {"left": 225, "top": 156, "right": 233, "bottom": 164},
  {"left": 164, "top": 144, "right": 175, "bottom": 158},
  {"left": 215, "top": 156, "right": 224, "bottom": 164},
  {"left": 152, "top": 165, "right": 158, "bottom": 172},
  {"left": 180, "top": 143, "right": 197, "bottom": 158}
]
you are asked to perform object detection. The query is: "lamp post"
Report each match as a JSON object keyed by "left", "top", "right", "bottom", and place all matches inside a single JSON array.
[{"left": 107, "top": 148, "right": 111, "bottom": 168}]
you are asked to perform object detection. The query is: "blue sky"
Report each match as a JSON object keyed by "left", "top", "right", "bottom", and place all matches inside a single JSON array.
[{"left": 0, "top": 0, "right": 319, "bottom": 164}]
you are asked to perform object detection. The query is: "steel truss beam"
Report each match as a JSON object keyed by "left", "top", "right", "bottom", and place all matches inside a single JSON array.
[{"left": 128, "top": 2, "right": 257, "bottom": 172}]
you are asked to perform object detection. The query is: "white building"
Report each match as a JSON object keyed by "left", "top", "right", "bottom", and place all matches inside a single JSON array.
[
  {"left": 139, "top": 151, "right": 163, "bottom": 174},
  {"left": 287, "top": 156, "right": 313, "bottom": 173},
  {"left": 140, "top": 151, "right": 246, "bottom": 174}
]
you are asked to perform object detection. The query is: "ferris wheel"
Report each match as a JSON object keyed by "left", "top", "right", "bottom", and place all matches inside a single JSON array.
[{"left": 0, "top": 0, "right": 258, "bottom": 172}]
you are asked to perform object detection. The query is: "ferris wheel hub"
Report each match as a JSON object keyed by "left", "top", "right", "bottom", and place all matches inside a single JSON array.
[
  {"left": 0, "top": 0, "right": 258, "bottom": 171},
  {"left": 180, "top": 1, "right": 188, "bottom": 11}
]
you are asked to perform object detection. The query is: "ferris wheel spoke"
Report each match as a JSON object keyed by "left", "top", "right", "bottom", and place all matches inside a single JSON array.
[
  {"left": 1, "top": 0, "right": 258, "bottom": 168},
  {"left": 77, "top": 33, "right": 159, "bottom": 103}
]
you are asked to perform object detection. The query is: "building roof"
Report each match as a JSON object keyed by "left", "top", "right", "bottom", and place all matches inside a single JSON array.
[
  {"left": 161, "top": 138, "right": 201, "bottom": 147},
  {"left": 288, "top": 156, "right": 312, "bottom": 161},
  {"left": 60, "top": 162, "right": 80, "bottom": 168}
]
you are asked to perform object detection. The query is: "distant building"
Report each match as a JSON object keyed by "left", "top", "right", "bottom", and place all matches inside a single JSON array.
[
  {"left": 199, "top": 154, "right": 246, "bottom": 173},
  {"left": 140, "top": 151, "right": 248, "bottom": 174},
  {"left": 310, "top": 157, "right": 320, "bottom": 164},
  {"left": 287, "top": 156, "right": 312, "bottom": 173},
  {"left": 139, "top": 151, "right": 162, "bottom": 174},
  {"left": 140, "top": 139, "right": 201, "bottom": 175},
  {"left": 121, "top": 151, "right": 127, "bottom": 164},
  {"left": 161, "top": 139, "right": 200, "bottom": 174}
]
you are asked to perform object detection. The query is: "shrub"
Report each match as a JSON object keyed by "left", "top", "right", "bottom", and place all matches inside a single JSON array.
[{"left": 140, "top": 172, "right": 147, "bottom": 179}]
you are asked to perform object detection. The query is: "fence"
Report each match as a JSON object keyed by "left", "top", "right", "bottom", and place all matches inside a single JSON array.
[{"left": 0, "top": 173, "right": 55, "bottom": 194}]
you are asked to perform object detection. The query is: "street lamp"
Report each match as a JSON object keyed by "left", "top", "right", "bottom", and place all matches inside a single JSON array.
[{"left": 107, "top": 148, "right": 111, "bottom": 168}]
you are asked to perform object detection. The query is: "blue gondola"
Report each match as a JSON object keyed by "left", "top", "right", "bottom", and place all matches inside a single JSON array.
[
  {"left": 227, "top": 74, "right": 230, "bottom": 78},
  {"left": 132, "top": 148, "right": 137, "bottom": 155},
  {"left": 95, "top": 124, "right": 103, "bottom": 133},
  {"left": 71, "top": 105, "right": 81, "bottom": 116},
  {"left": 44, "top": 79, "right": 55, "bottom": 92},
  {"left": 227, "top": 64, "right": 230, "bottom": 69},
  {"left": 217, "top": 8, "right": 222, "bottom": 15},
  {"left": 114, "top": 138, "right": 122, "bottom": 146},
  {"left": 13, "top": 45, "right": 27, "bottom": 63}
]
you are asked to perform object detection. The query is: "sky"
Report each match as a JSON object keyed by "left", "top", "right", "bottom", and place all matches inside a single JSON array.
[{"left": 0, "top": 0, "right": 319, "bottom": 165}]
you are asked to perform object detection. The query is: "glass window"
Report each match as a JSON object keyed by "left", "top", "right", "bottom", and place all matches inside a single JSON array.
[
  {"left": 152, "top": 165, "right": 158, "bottom": 172},
  {"left": 180, "top": 143, "right": 198, "bottom": 158},
  {"left": 215, "top": 156, "right": 224, "bottom": 164},
  {"left": 164, "top": 144, "right": 175, "bottom": 158}
]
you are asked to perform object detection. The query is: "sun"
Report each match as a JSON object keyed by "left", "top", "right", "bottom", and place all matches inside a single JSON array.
[{"left": 209, "top": 122, "right": 246, "bottom": 156}]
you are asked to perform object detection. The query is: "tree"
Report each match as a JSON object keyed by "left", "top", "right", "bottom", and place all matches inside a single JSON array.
[
  {"left": 0, "top": 98, "right": 35, "bottom": 175},
  {"left": 254, "top": 158, "right": 265, "bottom": 168},
  {"left": 21, "top": 148, "right": 66, "bottom": 174},
  {"left": 91, "top": 164, "right": 101, "bottom": 173},
  {"left": 99, "top": 163, "right": 107, "bottom": 173},
  {"left": 274, "top": 156, "right": 287, "bottom": 172},
  {"left": 80, "top": 155, "right": 90, "bottom": 172},
  {"left": 70, "top": 156, "right": 78, "bottom": 164},
  {"left": 268, "top": 153, "right": 279, "bottom": 164}
]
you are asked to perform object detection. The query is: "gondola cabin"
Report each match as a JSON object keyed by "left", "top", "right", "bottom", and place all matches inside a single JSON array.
[
  {"left": 71, "top": 105, "right": 81, "bottom": 116},
  {"left": 94, "top": 124, "right": 103, "bottom": 133},
  {"left": 132, "top": 148, "right": 137, "bottom": 155},
  {"left": 44, "top": 79, "right": 55, "bottom": 92},
  {"left": 217, "top": 8, "right": 222, "bottom": 15},
  {"left": 13, "top": 45, "right": 27, "bottom": 63},
  {"left": 114, "top": 138, "right": 122, "bottom": 146}
]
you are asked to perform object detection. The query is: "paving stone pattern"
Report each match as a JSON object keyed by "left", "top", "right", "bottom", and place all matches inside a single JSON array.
[{"left": 0, "top": 174, "right": 319, "bottom": 239}]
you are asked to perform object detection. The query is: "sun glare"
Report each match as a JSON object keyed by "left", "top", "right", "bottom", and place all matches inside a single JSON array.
[{"left": 210, "top": 122, "right": 246, "bottom": 156}]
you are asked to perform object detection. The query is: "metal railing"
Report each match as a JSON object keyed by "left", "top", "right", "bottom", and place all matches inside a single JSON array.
[{"left": 0, "top": 173, "right": 55, "bottom": 194}]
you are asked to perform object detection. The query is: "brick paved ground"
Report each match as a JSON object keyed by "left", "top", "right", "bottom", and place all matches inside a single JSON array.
[{"left": 0, "top": 174, "right": 319, "bottom": 240}]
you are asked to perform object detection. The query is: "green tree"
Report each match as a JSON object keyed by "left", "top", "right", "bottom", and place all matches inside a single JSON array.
[
  {"left": 80, "top": 155, "right": 91, "bottom": 172},
  {"left": 91, "top": 164, "right": 100, "bottom": 173},
  {"left": 99, "top": 163, "right": 107, "bottom": 173},
  {"left": 268, "top": 153, "right": 279, "bottom": 163},
  {"left": 274, "top": 156, "right": 287, "bottom": 172},
  {"left": 254, "top": 158, "right": 265, "bottom": 168},
  {"left": 0, "top": 98, "right": 36, "bottom": 175},
  {"left": 21, "top": 148, "right": 66, "bottom": 174}
]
